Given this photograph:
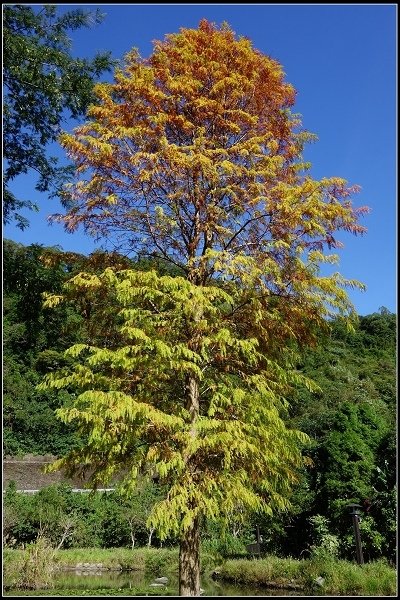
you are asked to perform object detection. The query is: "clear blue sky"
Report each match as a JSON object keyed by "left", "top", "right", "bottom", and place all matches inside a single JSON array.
[{"left": 3, "top": 3, "right": 397, "bottom": 316}]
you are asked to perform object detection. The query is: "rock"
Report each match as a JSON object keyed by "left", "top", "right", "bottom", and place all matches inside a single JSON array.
[
  {"left": 315, "top": 576, "right": 325, "bottom": 587},
  {"left": 154, "top": 577, "right": 168, "bottom": 584},
  {"left": 75, "top": 562, "right": 105, "bottom": 572}
]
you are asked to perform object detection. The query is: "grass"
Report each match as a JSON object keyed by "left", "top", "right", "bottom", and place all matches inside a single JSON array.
[
  {"left": 50, "top": 546, "right": 214, "bottom": 576},
  {"left": 5, "top": 547, "right": 178, "bottom": 574},
  {"left": 57, "top": 547, "right": 176, "bottom": 573},
  {"left": 216, "top": 555, "right": 397, "bottom": 596}
]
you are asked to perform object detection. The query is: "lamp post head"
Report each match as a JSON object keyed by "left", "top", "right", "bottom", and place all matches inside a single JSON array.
[{"left": 347, "top": 503, "right": 362, "bottom": 516}]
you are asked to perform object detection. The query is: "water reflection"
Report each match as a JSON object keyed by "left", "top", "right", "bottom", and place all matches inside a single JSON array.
[{"left": 53, "top": 570, "right": 309, "bottom": 596}]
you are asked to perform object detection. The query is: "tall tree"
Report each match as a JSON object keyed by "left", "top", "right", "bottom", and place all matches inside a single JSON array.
[
  {"left": 3, "top": 4, "right": 114, "bottom": 229},
  {"left": 40, "top": 268, "right": 315, "bottom": 594},
  {"left": 42, "top": 20, "right": 368, "bottom": 595}
]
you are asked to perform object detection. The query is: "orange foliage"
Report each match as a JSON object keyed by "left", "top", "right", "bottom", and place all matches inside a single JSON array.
[{"left": 55, "top": 20, "right": 368, "bottom": 303}]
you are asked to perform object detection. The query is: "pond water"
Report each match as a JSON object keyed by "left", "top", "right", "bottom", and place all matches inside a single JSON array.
[{"left": 6, "top": 569, "right": 313, "bottom": 596}]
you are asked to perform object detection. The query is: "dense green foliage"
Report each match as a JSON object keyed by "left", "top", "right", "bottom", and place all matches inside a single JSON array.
[
  {"left": 3, "top": 240, "right": 135, "bottom": 455},
  {"left": 286, "top": 310, "right": 396, "bottom": 562},
  {"left": 4, "top": 240, "right": 78, "bottom": 455},
  {"left": 3, "top": 240, "right": 396, "bottom": 563},
  {"left": 3, "top": 481, "right": 166, "bottom": 551},
  {"left": 3, "top": 4, "right": 114, "bottom": 229}
]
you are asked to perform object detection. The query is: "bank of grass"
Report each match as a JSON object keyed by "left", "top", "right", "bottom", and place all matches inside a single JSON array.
[
  {"left": 217, "top": 555, "right": 397, "bottom": 596},
  {"left": 56, "top": 547, "right": 179, "bottom": 573},
  {"left": 52, "top": 546, "right": 215, "bottom": 575}
]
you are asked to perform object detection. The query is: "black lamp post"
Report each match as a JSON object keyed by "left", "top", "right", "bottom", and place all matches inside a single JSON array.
[{"left": 347, "top": 503, "right": 364, "bottom": 565}]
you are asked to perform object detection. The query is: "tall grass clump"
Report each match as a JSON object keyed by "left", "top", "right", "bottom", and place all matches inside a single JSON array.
[
  {"left": 3, "top": 536, "right": 56, "bottom": 590},
  {"left": 313, "top": 558, "right": 397, "bottom": 596},
  {"left": 217, "top": 555, "right": 301, "bottom": 586}
]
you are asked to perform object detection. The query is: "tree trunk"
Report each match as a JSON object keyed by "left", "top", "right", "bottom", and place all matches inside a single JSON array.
[
  {"left": 147, "top": 527, "right": 154, "bottom": 548},
  {"left": 179, "top": 292, "right": 202, "bottom": 597},
  {"left": 179, "top": 516, "right": 201, "bottom": 596},
  {"left": 128, "top": 520, "right": 135, "bottom": 550},
  {"left": 179, "top": 372, "right": 201, "bottom": 596}
]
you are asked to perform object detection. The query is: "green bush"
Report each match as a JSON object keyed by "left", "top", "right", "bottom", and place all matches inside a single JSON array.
[
  {"left": 309, "top": 515, "right": 340, "bottom": 559},
  {"left": 201, "top": 533, "right": 247, "bottom": 558}
]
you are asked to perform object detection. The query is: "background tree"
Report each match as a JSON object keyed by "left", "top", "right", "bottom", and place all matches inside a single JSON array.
[
  {"left": 3, "top": 4, "right": 114, "bottom": 229},
  {"left": 41, "top": 20, "right": 368, "bottom": 595}
]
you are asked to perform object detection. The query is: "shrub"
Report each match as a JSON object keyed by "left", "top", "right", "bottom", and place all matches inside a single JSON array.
[{"left": 309, "top": 515, "right": 340, "bottom": 559}]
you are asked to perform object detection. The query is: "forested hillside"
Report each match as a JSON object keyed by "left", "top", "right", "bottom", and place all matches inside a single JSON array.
[{"left": 3, "top": 239, "right": 396, "bottom": 561}]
